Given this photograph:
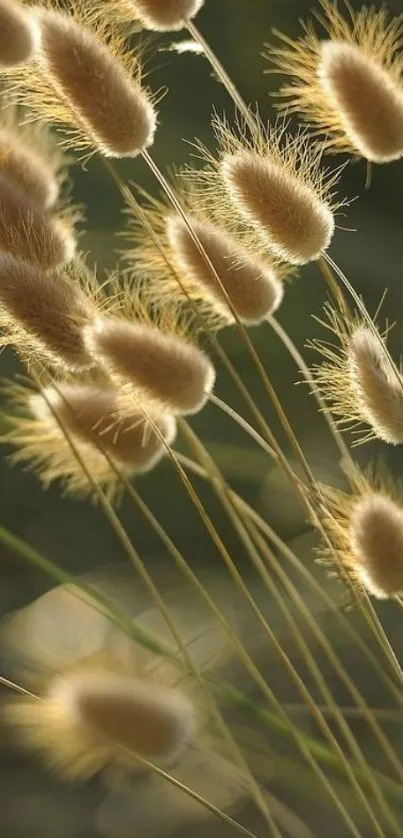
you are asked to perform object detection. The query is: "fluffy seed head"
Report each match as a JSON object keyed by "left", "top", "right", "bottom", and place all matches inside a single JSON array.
[
  {"left": 33, "top": 8, "right": 157, "bottom": 157},
  {"left": 0, "top": 173, "right": 75, "bottom": 269},
  {"left": 1, "top": 380, "right": 176, "bottom": 499},
  {"left": 0, "top": 253, "right": 93, "bottom": 369},
  {"left": 350, "top": 493, "right": 403, "bottom": 598},
  {"left": 312, "top": 307, "right": 403, "bottom": 446},
  {"left": 0, "top": 0, "right": 39, "bottom": 67},
  {"left": 347, "top": 328, "right": 403, "bottom": 445},
  {"left": 33, "top": 383, "right": 177, "bottom": 471},
  {"left": 267, "top": 3, "right": 403, "bottom": 163},
  {"left": 114, "top": 0, "right": 204, "bottom": 31},
  {"left": 165, "top": 214, "right": 284, "bottom": 324},
  {"left": 0, "top": 108, "right": 66, "bottom": 211},
  {"left": 188, "top": 118, "right": 342, "bottom": 268},
  {"left": 85, "top": 316, "right": 215, "bottom": 415},
  {"left": 221, "top": 150, "right": 335, "bottom": 265},
  {"left": 49, "top": 671, "right": 196, "bottom": 763}
]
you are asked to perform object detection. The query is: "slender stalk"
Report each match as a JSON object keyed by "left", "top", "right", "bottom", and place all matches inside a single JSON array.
[
  {"left": 44, "top": 385, "right": 282, "bottom": 836},
  {"left": 180, "top": 420, "right": 400, "bottom": 837},
  {"left": 185, "top": 19, "right": 257, "bottom": 134}
]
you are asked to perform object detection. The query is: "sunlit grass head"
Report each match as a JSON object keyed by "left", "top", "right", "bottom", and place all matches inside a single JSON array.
[
  {"left": 84, "top": 282, "right": 215, "bottom": 416},
  {"left": 0, "top": 105, "right": 69, "bottom": 211},
  {"left": 312, "top": 305, "right": 403, "bottom": 446},
  {"left": 1, "top": 379, "right": 177, "bottom": 500},
  {"left": 8, "top": 1, "right": 157, "bottom": 158},
  {"left": 321, "top": 465, "right": 403, "bottom": 600},
  {"left": 188, "top": 115, "right": 344, "bottom": 266},
  {"left": 123, "top": 187, "right": 285, "bottom": 328},
  {"left": 0, "top": 0, "right": 39, "bottom": 67},
  {"left": 110, "top": 0, "right": 205, "bottom": 31},
  {"left": 267, "top": 1, "right": 403, "bottom": 164}
]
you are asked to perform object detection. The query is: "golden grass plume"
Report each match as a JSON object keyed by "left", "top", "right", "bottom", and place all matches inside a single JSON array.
[
  {"left": 312, "top": 305, "right": 403, "bottom": 445},
  {"left": 266, "top": 1, "right": 403, "bottom": 163},
  {"left": 110, "top": 0, "right": 204, "bottom": 32},
  {"left": 0, "top": 0, "right": 39, "bottom": 67},
  {"left": 9, "top": 1, "right": 157, "bottom": 157},
  {"left": 188, "top": 115, "right": 344, "bottom": 266},
  {"left": 123, "top": 188, "right": 285, "bottom": 327},
  {"left": 1, "top": 379, "right": 177, "bottom": 499},
  {"left": 320, "top": 465, "right": 403, "bottom": 599}
]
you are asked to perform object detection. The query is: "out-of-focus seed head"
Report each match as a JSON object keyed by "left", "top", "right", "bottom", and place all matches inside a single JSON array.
[
  {"left": 350, "top": 493, "right": 403, "bottom": 598},
  {"left": 312, "top": 307, "right": 403, "bottom": 446},
  {"left": 113, "top": 0, "right": 204, "bottom": 31},
  {"left": 0, "top": 0, "right": 39, "bottom": 67},
  {"left": 23, "top": 7, "right": 157, "bottom": 158},
  {"left": 49, "top": 671, "right": 196, "bottom": 763},
  {"left": 0, "top": 173, "right": 76, "bottom": 269},
  {"left": 34, "top": 383, "right": 177, "bottom": 471},
  {"left": 267, "top": 3, "right": 403, "bottom": 163},
  {"left": 85, "top": 316, "right": 215, "bottom": 416},
  {"left": 165, "top": 214, "right": 284, "bottom": 324},
  {"left": 188, "top": 118, "right": 343, "bottom": 267},
  {"left": 1, "top": 379, "right": 176, "bottom": 499},
  {"left": 0, "top": 253, "right": 93, "bottom": 369},
  {"left": 0, "top": 107, "right": 67, "bottom": 211}
]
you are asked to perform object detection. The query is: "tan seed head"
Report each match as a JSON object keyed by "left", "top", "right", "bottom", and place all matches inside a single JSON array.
[
  {"left": 0, "top": 129, "right": 59, "bottom": 211},
  {"left": 348, "top": 327, "right": 403, "bottom": 445},
  {"left": 318, "top": 41, "right": 403, "bottom": 164},
  {"left": 125, "top": 0, "right": 204, "bottom": 31},
  {"left": 221, "top": 151, "right": 335, "bottom": 265},
  {"left": 34, "top": 384, "right": 177, "bottom": 472},
  {"left": 166, "top": 214, "right": 284, "bottom": 324},
  {"left": 49, "top": 671, "right": 196, "bottom": 762},
  {"left": 36, "top": 9, "right": 157, "bottom": 157},
  {"left": 0, "top": 253, "right": 93, "bottom": 369},
  {"left": 0, "top": 173, "right": 75, "bottom": 269},
  {"left": 0, "top": 0, "right": 39, "bottom": 67},
  {"left": 85, "top": 316, "right": 215, "bottom": 415},
  {"left": 350, "top": 493, "right": 403, "bottom": 598}
]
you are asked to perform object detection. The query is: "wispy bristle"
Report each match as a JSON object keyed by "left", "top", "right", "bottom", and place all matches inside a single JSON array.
[
  {"left": 166, "top": 214, "right": 284, "bottom": 324},
  {"left": 113, "top": 0, "right": 204, "bottom": 31},
  {"left": 0, "top": 173, "right": 75, "bottom": 269},
  {"left": 0, "top": 253, "right": 93, "bottom": 369},
  {"left": 350, "top": 493, "right": 403, "bottom": 598},
  {"left": 85, "top": 316, "right": 215, "bottom": 415},
  {"left": 221, "top": 150, "right": 335, "bottom": 265},
  {"left": 35, "top": 9, "right": 157, "bottom": 157},
  {"left": 33, "top": 384, "right": 177, "bottom": 470},
  {"left": 0, "top": 0, "right": 39, "bottom": 67}
]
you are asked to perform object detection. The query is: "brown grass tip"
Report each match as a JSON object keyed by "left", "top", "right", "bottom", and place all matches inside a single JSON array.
[
  {"left": 165, "top": 213, "right": 284, "bottom": 324},
  {"left": 0, "top": 0, "right": 39, "bottom": 67},
  {"left": 34, "top": 8, "right": 157, "bottom": 157},
  {"left": 350, "top": 493, "right": 403, "bottom": 598},
  {"left": 0, "top": 253, "right": 93, "bottom": 370},
  {"left": 84, "top": 316, "right": 215, "bottom": 415}
]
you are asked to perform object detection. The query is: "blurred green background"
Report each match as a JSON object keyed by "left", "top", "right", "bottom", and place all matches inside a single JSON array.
[{"left": 1, "top": 1, "right": 403, "bottom": 836}]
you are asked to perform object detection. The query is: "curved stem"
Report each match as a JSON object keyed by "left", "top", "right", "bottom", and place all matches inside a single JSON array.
[{"left": 185, "top": 19, "right": 257, "bottom": 134}]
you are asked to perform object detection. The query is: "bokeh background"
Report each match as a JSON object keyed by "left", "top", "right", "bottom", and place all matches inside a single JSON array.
[{"left": 1, "top": 1, "right": 403, "bottom": 835}]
